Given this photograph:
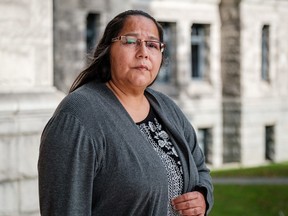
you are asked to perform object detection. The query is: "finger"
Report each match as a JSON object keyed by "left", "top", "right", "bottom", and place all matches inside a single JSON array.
[
  {"left": 172, "top": 192, "right": 199, "bottom": 205},
  {"left": 173, "top": 199, "right": 198, "bottom": 211},
  {"left": 182, "top": 214, "right": 204, "bottom": 216},
  {"left": 179, "top": 206, "right": 204, "bottom": 216}
]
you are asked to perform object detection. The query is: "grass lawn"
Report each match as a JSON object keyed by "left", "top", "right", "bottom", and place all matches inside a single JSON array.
[
  {"left": 209, "top": 162, "right": 288, "bottom": 216},
  {"left": 211, "top": 161, "right": 288, "bottom": 178},
  {"left": 210, "top": 184, "right": 288, "bottom": 216}
]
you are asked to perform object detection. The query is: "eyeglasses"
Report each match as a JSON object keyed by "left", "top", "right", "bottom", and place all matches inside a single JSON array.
[{"left": 111, "top": 35, "right": 165, "bottom": 53}]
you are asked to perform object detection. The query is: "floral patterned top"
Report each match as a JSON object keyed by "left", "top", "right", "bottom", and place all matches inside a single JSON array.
[{"left": 137, "top": 107, "right": 184, "bottom": 216}]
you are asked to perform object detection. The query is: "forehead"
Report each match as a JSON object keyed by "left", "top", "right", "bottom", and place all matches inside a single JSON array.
[{"left": 119, "top": 15, "right": 160, "bottom": 39}]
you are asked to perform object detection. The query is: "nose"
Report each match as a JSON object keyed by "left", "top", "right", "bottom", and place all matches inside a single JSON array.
[{"left": 136, "top": 41, "right": 149, "bottom": 58}]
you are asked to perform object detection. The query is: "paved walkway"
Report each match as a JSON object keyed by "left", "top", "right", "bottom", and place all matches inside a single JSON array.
[{"left": 212, "top": 177, "right": 288, "bottom": 185}]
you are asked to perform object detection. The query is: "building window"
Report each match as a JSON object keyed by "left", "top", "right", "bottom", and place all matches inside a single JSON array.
[
  {"left": 86, "top": 13, "right": 100, "bottom": 54},
  {"left": 265, "top": 125, "right": 275, "bottom": 161},
  {"left": 191, "top": 24, "right": 210, "bottom": 80},
  {"left": 156, "top": 22, "right": 177, "bottom": 84},
  {"left": 197, "top": 128, "right": 213, "bottom": 164},
  {"left": 261, "top": 25, "right": 270, "bottom": 81}
]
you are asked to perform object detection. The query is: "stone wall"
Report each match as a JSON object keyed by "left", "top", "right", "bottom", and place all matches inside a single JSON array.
[
  {"left": 219, "top": 0, "right": 242, "bottom": 163},
  {"left": 1, "top": 0, "right": 288, "bottom": 214},
  {"left": 53, "top": 0, "right": 132, "bottom": 93},
  {"left": 0, "top": 0, "right": 63, "bottom": 215},
  {"left": 53, "top": 0, "right": 224, "bottom": 167},
  {"left": 240, "top": 0, "right": 288, "bottom": 165},
  {"left": 137, "top": 0, "right": 223, "bottom": 167}
]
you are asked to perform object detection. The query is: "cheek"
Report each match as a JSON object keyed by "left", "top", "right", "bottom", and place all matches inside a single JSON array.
[
  {"left": 116, "top": 57, "right": 127, "bottom": 72},
  {"left": 112, "top": 51, "right": 128, "bottom": 67},
  {"left": 153, "top": 56, "right": 163, "bottom": 72},
  {"left": 110, "top": 56, "right": 128, "bottom": 78},
  {"left": 110, "top": 47, "right": 127, "bottom": 70}
]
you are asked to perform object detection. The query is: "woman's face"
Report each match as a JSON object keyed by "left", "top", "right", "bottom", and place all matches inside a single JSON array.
[{"left": 110, "top": 15, "right": 163, "bottom": 92}]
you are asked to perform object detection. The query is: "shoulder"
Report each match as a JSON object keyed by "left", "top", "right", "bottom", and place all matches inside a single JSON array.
[
  {"left": 46, "top": 82, "right": 118, "bottom": 135},
  {"left": 55, "top": 82, "right": 112, "bottom": 117},
  {"left": 43, "top": 82, "right": 111, "bottom": 141}
]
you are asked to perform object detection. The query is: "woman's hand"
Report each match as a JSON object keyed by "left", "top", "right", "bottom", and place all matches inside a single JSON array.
[{"left": 172, "top": 191, "right": 206, "bottom": 216}]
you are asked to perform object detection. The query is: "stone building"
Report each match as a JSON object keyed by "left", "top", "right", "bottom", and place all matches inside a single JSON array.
[
  {"left": 0, "top": 0, "right": 288, "bottom": 215},
  {"left": 0, "top": 0, "right": 64, "bottom": 215},
  {"left": 54, "top": 0, "right": 288, "bottom": 167}
]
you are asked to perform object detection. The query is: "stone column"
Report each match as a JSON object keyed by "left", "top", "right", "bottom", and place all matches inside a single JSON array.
[
  {"left": 219, "top": 0, "right": 242, "bottom": 163},
  {"left": 0, "top": 0, "right": 63, "bottom": 215},
  {"left": 53, "top": 1, "right": 87, "bottom": 93}
]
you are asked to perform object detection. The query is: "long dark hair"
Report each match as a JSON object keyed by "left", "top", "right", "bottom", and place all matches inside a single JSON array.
[{"left": 69, "top": 10, "right": 165, "bottom": 93}]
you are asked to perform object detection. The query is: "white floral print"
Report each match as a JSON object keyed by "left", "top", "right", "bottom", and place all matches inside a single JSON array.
[{"left": 138, "top": 116, "right": 183, "bottom": 216}]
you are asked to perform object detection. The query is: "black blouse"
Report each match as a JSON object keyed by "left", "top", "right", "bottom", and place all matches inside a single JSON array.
[{"left": 137, "top": 107, "right": 184, "bottom": 216}]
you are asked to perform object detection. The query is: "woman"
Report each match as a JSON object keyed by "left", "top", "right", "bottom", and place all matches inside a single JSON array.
[{"left": 38, "top": 10, "right": 213, "bottom": 216}]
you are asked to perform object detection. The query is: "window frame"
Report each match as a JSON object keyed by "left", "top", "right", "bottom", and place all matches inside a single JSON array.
[
  {"left": 261, "top": 25, "right": 270, "bottom": 82},
  {"left": 86, "top": 13, "right": 100, "bottom": 54},
  {"left": 191, "top": 23, "right": 210, "bottom": 81}
]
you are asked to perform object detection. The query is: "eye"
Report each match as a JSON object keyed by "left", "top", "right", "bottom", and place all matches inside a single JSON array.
[
  {"left": 124, "top": 36, "right": 137, "bottom": 45},
  {"left": 146, "top": 41, "right": 160, "bottom": 50}
]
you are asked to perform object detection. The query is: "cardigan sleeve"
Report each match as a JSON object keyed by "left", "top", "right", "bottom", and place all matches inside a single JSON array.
[
  {"left": 38, "top": 112, "right": 98, "bottom": 216},
  {"left": 147, "top": 90, "right": 214, "bottom": 214},
  {"left": 182, "top": 115, "right": 214, "bottom": 215}
]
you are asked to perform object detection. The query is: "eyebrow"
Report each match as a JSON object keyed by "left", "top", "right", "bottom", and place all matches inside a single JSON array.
[{"left": 123, "top": 33, "right": 160, "bottom": 41}]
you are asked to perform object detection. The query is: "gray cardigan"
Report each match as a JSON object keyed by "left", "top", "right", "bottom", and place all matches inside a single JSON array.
[{"left": 38, "top": 81, "right": 213, "bottom": 216}]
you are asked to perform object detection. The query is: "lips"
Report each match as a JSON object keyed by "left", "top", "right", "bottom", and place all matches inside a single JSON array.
[{"left": 134, "top": 65, "right": 149, "bottom": 70}]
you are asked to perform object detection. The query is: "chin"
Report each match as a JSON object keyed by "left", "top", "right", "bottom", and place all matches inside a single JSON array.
[{"left": 131, "top": 78, "right": 152, "bottom": 88}]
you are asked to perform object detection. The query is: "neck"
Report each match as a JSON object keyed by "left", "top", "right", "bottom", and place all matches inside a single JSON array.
[
  {"left": 106, "top": 80, "right": 150, "bottom": 122},
  {"left": 107, "top": 80, "right": 146, "bottom": 103}
]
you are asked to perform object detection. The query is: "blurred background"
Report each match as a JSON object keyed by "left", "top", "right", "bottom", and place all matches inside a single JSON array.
[{"left": 0, "top": 0, "right": 288, "bottom": 215}]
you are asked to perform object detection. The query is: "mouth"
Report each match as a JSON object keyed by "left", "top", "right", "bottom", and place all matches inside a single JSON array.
[{"left": 134, "top": 65, "right": 149, "bottom": 71}]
